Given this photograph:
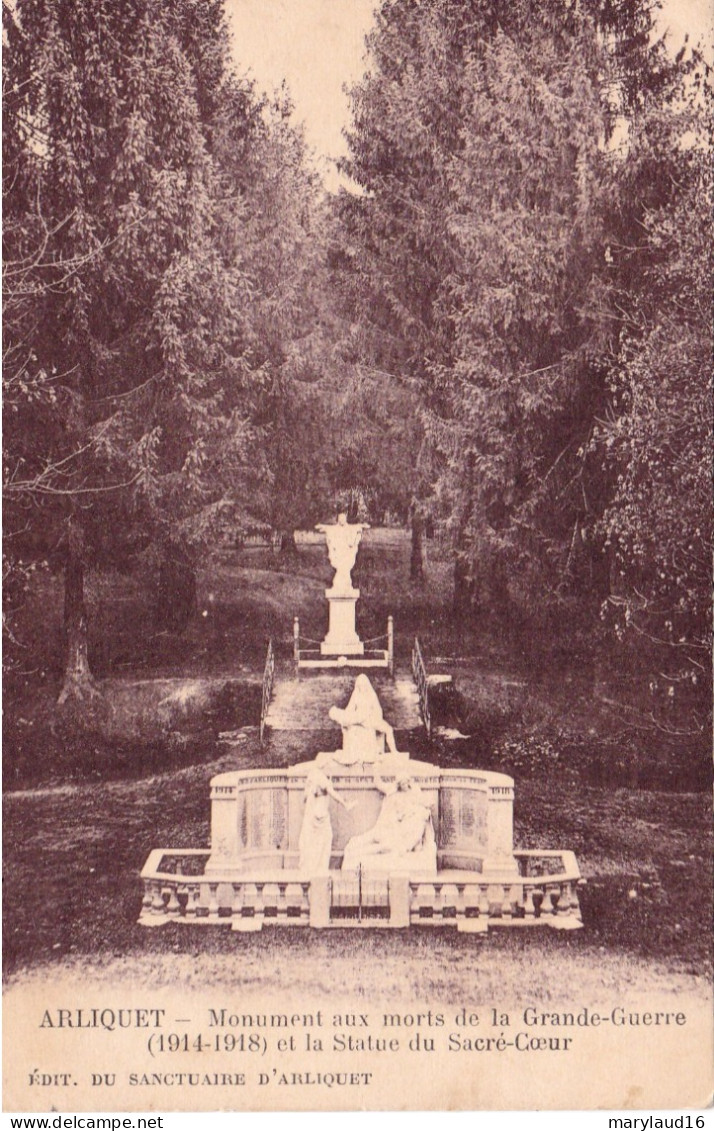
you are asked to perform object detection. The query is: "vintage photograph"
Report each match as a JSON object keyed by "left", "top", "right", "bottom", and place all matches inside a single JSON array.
[{"left": 3, "top": 0, "right": 712, "bottom": 1115}]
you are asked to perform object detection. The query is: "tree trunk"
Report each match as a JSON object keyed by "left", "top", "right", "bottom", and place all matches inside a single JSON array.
[
  {"left": 58, "top": 515, "right": 99, "bottom": 704},
  {"left": 156, "top": 553, "right": 197, "bottom": 633},
  {"left": 453, "top": 453, "right": 476, "bottom": 617},
  {"left": 453, "top": 552, "right": 474, "bottom": 618},
  {"left": 410, "top": 508, "right": 425, "bottom": 584},
  {"left": 277, "top": 529, "right": 299, "bottom": 557}
]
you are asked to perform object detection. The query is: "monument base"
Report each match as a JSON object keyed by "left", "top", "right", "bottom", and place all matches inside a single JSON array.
[
  {"left": 298, "top": 651, "right": 390, "bottom": 670},
  {"left": 320, "top": 642, "right": 365, "bottom": 656},
  {"left": 481, "top": 855, "right": 521, "bottom": 878},
  {"left": 321, "top": 589, "right": 364, "bottom": 656},
  {"left": 139, "top": 674, "right": 584, "bottom": 931}
]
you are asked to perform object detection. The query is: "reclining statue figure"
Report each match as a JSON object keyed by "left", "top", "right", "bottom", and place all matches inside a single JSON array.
[{"left": 341, "top": 772, "right": 433, "bottom": 872}]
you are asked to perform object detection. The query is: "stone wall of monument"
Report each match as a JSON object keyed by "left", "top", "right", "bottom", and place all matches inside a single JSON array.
[{"left": 205, "top": 763, "right": 515, "bottom": 876}]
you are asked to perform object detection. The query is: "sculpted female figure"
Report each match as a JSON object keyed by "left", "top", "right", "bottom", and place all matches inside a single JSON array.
[
  {"left": 327, "top": 673, "right": 399, "bottom": 763},
  {"left": 298, "top": 768, "right": 355, "bottom": 876}
]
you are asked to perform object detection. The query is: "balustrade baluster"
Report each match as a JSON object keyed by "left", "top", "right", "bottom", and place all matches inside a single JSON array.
[
  {"left": 420, "top": 883, "right": 436, "bottom": 919},
  {"left": 430, "top": 882, "right": 442, "bottom": 921},
  {"left": 255, "top": 883, "right": 266, "bottom": 919},
  {"left": 441, "top": 883, "right": 458, "bottom": 922},
  {"left": 150, "top": 881, "right": 166, "bottom": 918},
  {"left": 276, "top": 883, "right": 288, "bottom": 922},
  {"left": 413, "top": 883, "right": 424, "bottom": 917},
  {"left": 243, "top": 882, "right": 258, "bottom": 918},
  {"left": 491, "top": 883, "right": 504, "bottom": 918},
  {"left": 501, "top": 884, "right": 513, "bottom": 920},
  {"left": 185, "top": 884, "right": 200, "bottom": 919},
  {"left": 231, "top": 883, "right": 244, "bottom": 921},
  {"left": 523, "top": 886, "right": 536, "bottom": 920},
  {"left": 533, "top": 886, "right": 545, "bottom": 918},
  {"left": 455, "top": 883, "right": 466, "bottom": 925},
  {"left": 207, "top": 882, "right": 220, "bottom": 921},
  {"left": 300, "top": 883, "right": 311, "bottom": 922},
  {"left": 263, "top": 882, "right": 279, "bottom": 919},
  {"left": 165, "top": 884, "right": 181, "bottom": 918},
  {"left": 461, "top": 882, "right": 478, "bottom": 919},
  {"left": 547, "top": 885, "right": 559, "bottom": 917},
  {"left": 478, "top": 884, "right": 490, "bottom": 920},
  {"left": 558, "top": 881, "right": 572, "bottom": 917},
  {"left": 285, "top": 882, "right": 304, "bottom": 921}
]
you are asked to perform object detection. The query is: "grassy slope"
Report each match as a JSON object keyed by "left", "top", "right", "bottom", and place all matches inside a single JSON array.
[
  {"left": 3, "top": 531, "right": 712, "bottom": 995},
  {"left": 4, "top": 737, "right": 712, "bottom": 992}
]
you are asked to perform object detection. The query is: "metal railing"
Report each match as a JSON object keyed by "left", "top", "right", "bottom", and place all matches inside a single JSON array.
[
  {"left": 293, "top": 614, "right": 394, "bottom": 671},
  {"left": 412, "top": 636, "right": 431, "bottom": 737},
  {"left": 259, "top": 637, "right": 275, "bottom": 744}
]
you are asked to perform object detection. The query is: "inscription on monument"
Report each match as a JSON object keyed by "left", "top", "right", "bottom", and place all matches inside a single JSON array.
[
  {"left": 461, "top": 793, "right": 476, "bottom": 835},
  {"left": 440, "top": 789, "right": 459, "bottom": 845},
  {"left": 238, "top": 795, "right": 247, "bottom": 849},
  {"left": 271, "top": 789, "right": 288, "bottom": 849}
]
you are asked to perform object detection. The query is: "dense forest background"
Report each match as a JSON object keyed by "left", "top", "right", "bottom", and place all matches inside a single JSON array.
[{"left": 3, "top": 0, "right": 712, "bottom": 777}]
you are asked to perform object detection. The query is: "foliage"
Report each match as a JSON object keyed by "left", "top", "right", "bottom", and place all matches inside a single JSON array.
[
  {"left": 594, "top": 97, "right": 712, "bottom": 732},
  {"left": 2, "top": 0, "right": 322, "bottom": 679},
  {"left": 339, "top": 0, "right": 712, "bottom": 728},
  {"left": 433, "top": 10, "right": 615, "bottom": 610}
]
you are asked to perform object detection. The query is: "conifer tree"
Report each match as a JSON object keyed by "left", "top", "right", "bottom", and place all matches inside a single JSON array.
[{"left": 2, "top": 0, "right": 319, "bottom": 696}]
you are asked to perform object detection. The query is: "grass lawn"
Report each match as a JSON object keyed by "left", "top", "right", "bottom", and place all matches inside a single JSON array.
[
  {"left": 4, "top": 735, "right": 712, "bottom": 1002},
  {"left": 3, "top": 530, "right": 712, "bottom": 1004}
]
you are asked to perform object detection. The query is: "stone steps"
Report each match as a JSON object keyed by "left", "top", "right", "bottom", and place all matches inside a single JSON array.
[
  {"left": 264, "top": 668, "right": 421, "bottom": 733},
  {"left": 262, "top": 665, "right": 426, "bottom": 764}
]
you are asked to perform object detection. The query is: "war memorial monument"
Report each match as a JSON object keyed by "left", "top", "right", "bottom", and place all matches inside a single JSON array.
[{"left": 140, "top": 518, "right": 583, "bottom": 931}]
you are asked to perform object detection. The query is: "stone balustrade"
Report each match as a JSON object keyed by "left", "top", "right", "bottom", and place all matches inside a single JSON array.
[
  {"left": 140, "top": 850, "right": 311, "bottom": 930},
  {"left": 138, "top": 848, "right": 583, "bottom": 932}
]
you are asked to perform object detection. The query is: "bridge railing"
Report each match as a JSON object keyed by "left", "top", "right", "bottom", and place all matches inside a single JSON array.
[
  {"left": 259, "top": 637, "right": 275, "bottom": 744},
  {"left": 412, "top": 636, "right": 431, "bottom": 738}
]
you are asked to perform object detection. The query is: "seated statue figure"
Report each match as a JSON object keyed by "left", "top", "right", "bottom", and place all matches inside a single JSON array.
[
  {"left": 316, "top": 674, "right": 400, "bottom": 767},
  {"left": 341, "top": 772, "right": 435, "bottom": 874}
]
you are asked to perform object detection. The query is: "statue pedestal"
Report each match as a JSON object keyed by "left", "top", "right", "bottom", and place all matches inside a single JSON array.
[{"left": 321, "top": 588, "right": 364, "bottom": 656}]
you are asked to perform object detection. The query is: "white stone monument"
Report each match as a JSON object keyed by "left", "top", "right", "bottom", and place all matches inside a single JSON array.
[
  {"left": 315, "top": 513, "right": 369, "bottom": 656},
  {"left": 341, "top": 772, "right": 437, "bottom": 875},
  {"left": 317, "top": 673, "right": 402, "bottom": 766}
]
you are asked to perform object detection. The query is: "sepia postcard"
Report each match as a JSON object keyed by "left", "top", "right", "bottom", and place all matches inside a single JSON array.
[{"left": 3, "top": 0, "right": 712, "bottom": 1116}]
